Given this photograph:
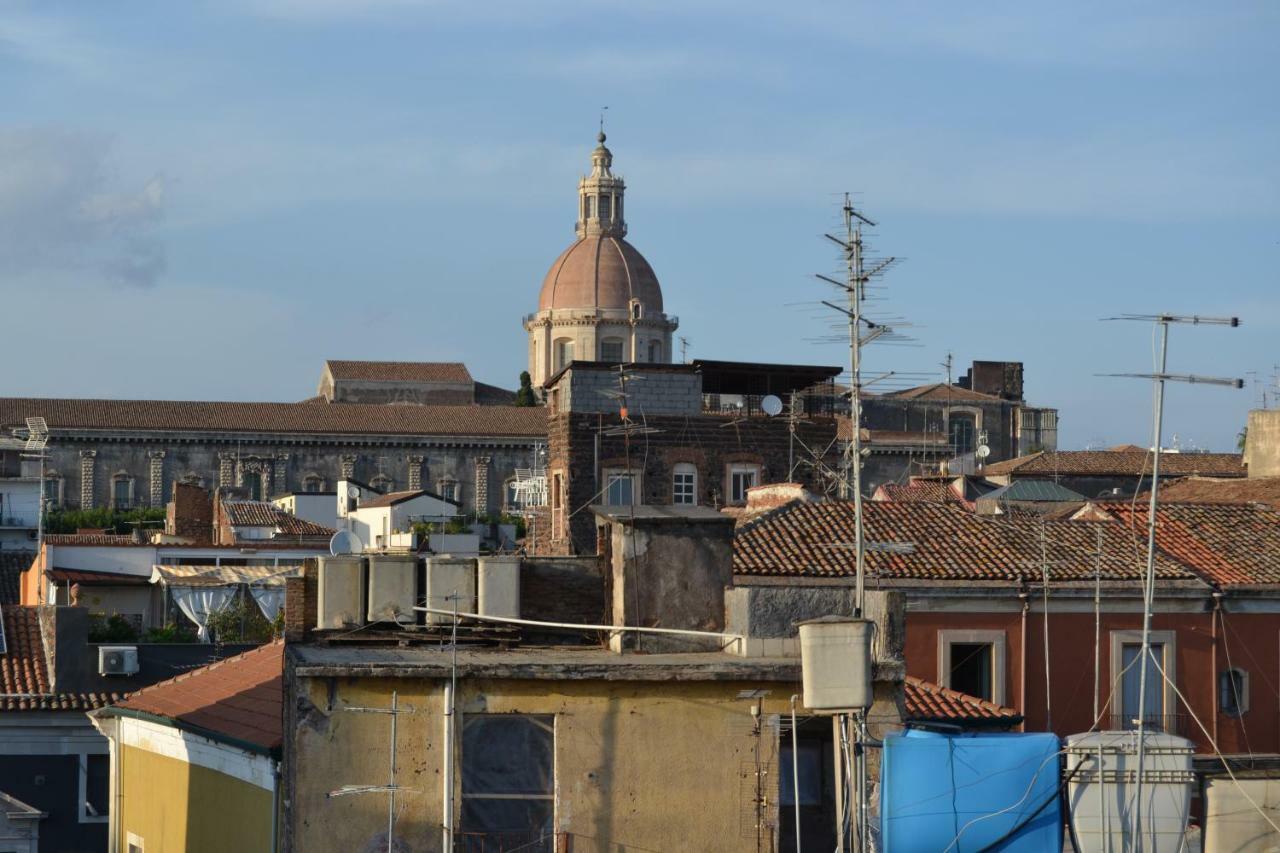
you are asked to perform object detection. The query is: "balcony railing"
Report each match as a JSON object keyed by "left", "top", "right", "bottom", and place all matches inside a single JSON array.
[
  {"left": 702, "top": 392, "right": 840, "bottom": 419},
  {"left": 1108, "top": 713, "right": 1188, "bottom": 737}
]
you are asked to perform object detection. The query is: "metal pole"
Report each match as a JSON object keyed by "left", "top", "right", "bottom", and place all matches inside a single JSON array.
[
  {"left": 1132, "top": 319, "right": 1169, "bottom": 852},
  {"left": 388, "top": 691, "right": 397, "bottom": 853},
  {"left": 38, "top": 451, "right": 46, "bottom": 602},
  {"left": 790, "top": 696, "right": 802, "bottom": 853},
  {"left": 842, "top": 197, "right": 867, "bottom": 618}
]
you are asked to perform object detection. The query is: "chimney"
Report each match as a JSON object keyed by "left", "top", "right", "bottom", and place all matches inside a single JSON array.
[
  {"left": 38, "top": 606, "right": 90, "bottom": 692},
  {"left": 742, "top": 482, "right": 821, "bottom": 519},
  {"left": 166, "top": 482, "right": 213, "bottom": 543},
  {"left": 1244, "top": 410, "right": 1280, "bottom": 478}
]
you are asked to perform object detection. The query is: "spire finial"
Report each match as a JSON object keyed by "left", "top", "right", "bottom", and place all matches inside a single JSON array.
[{"left": 598, "top": 106, "right": 608, "bottom": 143}]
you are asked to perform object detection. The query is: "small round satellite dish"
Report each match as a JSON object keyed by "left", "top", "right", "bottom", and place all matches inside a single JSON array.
[
  {"left": 761, "top": 395, "right": 784, "bottom": 417},
  {"left": 346, "top": 484, "right": 361, "bottom": 499},
  {"left": 329, "top": 530, "right": 363, "bottom": 556},
  {"left": 976, "top": 445, "right": 991, "bottom": 459}
]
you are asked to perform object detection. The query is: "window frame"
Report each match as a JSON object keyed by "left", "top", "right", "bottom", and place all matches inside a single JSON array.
[
  {"left": 726, "top": 464, "right": 760, "bottom": 506},
  {"left": 111, "top": 474, "right": 134, "bottom": 510},
  {"left": 599, "top": 338, "right": 624, "bottom": 362},
  {"left": 1219, "top": 667, "right": 1249, "bottom": 717},
  {"left": 937, "top": 629, "right": 1007, "bottom": 706},
  {"left": 459, "top": 713, "right": 556, "bottom": 846},
  {"left": 437, "top": 478, "right": 460, "bottom": 505},
  {"left": 1109, "top": 629, "right": 1177, "bottom": 730},
  {"left": 602, "top": 468, "right": 640, "bottom": 507},
  {"left": 78, "top": 752, "right": 110, "bottom": 824},
  {"left": 672, "top": 463, "right": 697, "bottom": 506}
]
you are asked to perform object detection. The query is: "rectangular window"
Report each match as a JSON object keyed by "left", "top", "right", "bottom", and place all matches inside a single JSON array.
[
  {"left": 243, "top": 472, "right": 262, "bottom": 501},
  {"left": 113, "top": 478, "right": 131, "bottom": 509},
  {"left": 44, "top": 478, "right": 59, "bottom": 507},
  {"left": 729, "top": 465, "right": 758, "bottom": 504},
  {"left": 604, "top": 471, "right": 636, "bottom": 506},
  {"left": 461, "top": 715, "right": 554, "bottom": 852},
  {"left": 939, "top": 630, "right": 1007, "bottom": 705},
  {"left": 600, "top": 340, "right": 624, "bottom": 362},
  {"left": 1110, "top": 630, "right": 1176, "bottom": 732},
  {"left": 599, "top": 195, "right": 611, "bottom": 222},
  {"left": 80, "top": 753, "right": 110, "bottom": 822},
  {"left": 673, "top": 467, "right": 696, "bottom": 505}
]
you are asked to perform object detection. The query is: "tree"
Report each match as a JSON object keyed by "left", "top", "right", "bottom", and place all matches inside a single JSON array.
[
  {"left": 1238, "top": 425, "right": 1248, "bottom": 453},
  {"left": 515, "top": 371, "right": 537, "bottom": 406}
]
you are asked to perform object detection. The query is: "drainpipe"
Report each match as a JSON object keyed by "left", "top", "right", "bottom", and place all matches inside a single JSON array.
[
  {"left": 1211, "top": 590, "right": 1223, "bottom": 743},
  {"left": 1019, "top": 588, "right": 1030, "bottom": 732},
  {"left": 271, "top": 759, "right": 281, "bottom": 853},
  {"left": 442, "top": 680, "right": 455, "bottom": 852},
  {"left": 112, "top": 718, "right": 122, "bottom": 853}
]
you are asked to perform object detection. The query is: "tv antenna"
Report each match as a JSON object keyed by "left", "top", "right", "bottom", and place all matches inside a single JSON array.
[
  {"left": 327, "top": 690, "right": 415, "bottom": 853},
  {"left": 679, "top": 336, "right": 691, "bottom": 364},
  {"left": 1099, "top": 311, "right": 1241, "bottom": 844}
]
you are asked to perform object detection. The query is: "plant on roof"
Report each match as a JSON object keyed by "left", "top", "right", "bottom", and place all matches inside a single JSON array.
[
  {"left": 88, "top": 613, "right": 139, "bottom": 643},
  {"left": 205, "top": 590, "right": 275, "bottom": 644},
  {"left": 142, "top": 622, "right": 198, "bottom": 644},
  {"left": 45, "top": 507, "right": 167, "bottom": 535}
]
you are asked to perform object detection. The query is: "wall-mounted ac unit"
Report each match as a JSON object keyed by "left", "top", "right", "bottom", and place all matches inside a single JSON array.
[{"left": 99, "top": 646, "right": 139, "bottom": 677}]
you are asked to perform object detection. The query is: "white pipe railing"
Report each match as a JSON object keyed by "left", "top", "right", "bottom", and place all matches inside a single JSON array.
[{"left": 411, "top": 606, "right": 743, "bottom": 650}]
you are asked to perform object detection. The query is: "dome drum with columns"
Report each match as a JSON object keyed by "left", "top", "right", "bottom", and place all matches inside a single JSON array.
[{"left": 525, "top": 131, "right": 677, "bottom": 388}]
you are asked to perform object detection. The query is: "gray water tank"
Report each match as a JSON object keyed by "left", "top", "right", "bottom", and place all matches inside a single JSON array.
[
  {"left": 425, "top": 556, "right": 476, "bottom": 625},
  {"left": 317, "top": 556, "right": 366, "bottom": 629},
  {"left": 798, "top": 616, "right": 874, "bottom": 712},
  {"left": 366, "top": 553, "right": 418, "bottom": 625},
  {"left": 477, "top": 556, "right": 521, "bottom": 619}
]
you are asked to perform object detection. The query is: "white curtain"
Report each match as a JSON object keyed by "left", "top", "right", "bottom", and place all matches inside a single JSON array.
[
  {"left": 170, "top": 585, "right": 236, "bottom": 642},
  {"left": 250, "top": 586, "right": 286, "bottom": 623}
]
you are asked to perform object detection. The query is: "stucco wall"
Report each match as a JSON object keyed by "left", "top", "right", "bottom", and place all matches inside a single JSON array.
[
  {"left": 1245, "top": 409, "right": 1280, "bottom": 477},
  {"left": 287, "top": 676, "right": 797, "bottom": 853}
]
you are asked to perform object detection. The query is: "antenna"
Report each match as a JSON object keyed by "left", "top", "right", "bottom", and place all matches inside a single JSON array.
[
  {"left": 600, "top": 105, "right": 608, "bottom": 135},
  {"left": 327, "top": 691, "right": 415, "bottom": 853},
  {"left": 1100, "top": 311, "right": 1241, "bottom": 844},
  {"left": 679, "top": 336, "right": 690, "bottom": 364}
]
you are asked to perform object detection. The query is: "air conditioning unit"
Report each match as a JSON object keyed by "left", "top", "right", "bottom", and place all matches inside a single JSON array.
[{"left": 98, "top": 646, "right": 139, "bottom": 677}]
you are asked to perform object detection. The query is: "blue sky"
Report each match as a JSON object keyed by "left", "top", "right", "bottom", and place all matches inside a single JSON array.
[{"left": 1, "top": 1, "right": 1276, "bottom": 451}]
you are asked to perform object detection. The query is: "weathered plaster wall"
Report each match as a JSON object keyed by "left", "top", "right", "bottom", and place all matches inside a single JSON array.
[{"left": 1245, "top": 409, "right": 1280, "bottom": 477}]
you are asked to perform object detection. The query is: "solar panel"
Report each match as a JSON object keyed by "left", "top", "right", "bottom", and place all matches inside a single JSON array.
[{"left": 0, "top": 606, "right": 7, "bottom": 655}]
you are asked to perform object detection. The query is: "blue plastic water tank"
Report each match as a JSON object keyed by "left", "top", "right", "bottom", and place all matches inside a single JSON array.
[{"left": 881, "top": 729, "right": 1063, "bottom": 852}]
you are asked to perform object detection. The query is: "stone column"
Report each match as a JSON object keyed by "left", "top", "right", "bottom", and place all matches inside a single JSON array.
[
  {"left": 340, "top": 454, "right": 357, "bottom": 479},
  {"left": 79, "top": 450, "right": 97, "bottom": 509},
  {"left": 407, "top": 455, "right": 425, "bottom": 491},
  {"left": 274, "top": 452, "right": 289, "bottom": 496},
  {"left": 148, "top": 450, "right": 166, "bottom": 507},
  {"left": 218, "top": 452, "right": 235, "bottom": 487},
  {"left": 474, "top": 456, "right": 491, "bottom": 514}
]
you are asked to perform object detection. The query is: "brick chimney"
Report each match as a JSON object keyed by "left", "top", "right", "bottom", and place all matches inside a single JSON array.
[{"left": 166, "top": 482, "right": 213, "bottom": 543}]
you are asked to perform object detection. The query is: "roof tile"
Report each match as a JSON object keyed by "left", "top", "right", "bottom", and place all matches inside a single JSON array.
[
  {"left": 903, "top": 676, "right": 1020, "bottom": 724},
  {"left": 324, "top": 360, "right": 472, "bottom": 383}
]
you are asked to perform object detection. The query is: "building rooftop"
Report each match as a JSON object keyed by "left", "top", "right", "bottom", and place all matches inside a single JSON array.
[
  {"left": 222, "top": 500, "right": 335, "bottom": 537},
  {"left": 0, "top": 606, "right": 121, "bottom": 712},
  {"left": 979, "top": 480, "right": 1086, "bottom": 504},
  {"left": 323, "top": 360, "right": 473, "bottom": 384},
  {"left": 903, "top": 676, "right": 1021, "bottom": 727},
  {"left": 0, "top": 398, "right": 548, "bottom": 438},
  {"left": 358, "top": 489, "right": 443, "bottom": 509},
  {"left": 1143, "top": 476, "right": 1280, "bottom": 509},
  {"left": 982, "top": 450, "right": 1246, "bottom": 478},
  {"left": 591, "top": 505, "right": 735, "bottom": 525},
  {"left": 101, "top": 641, "right": 283, "bottom": 755},
  {"left": 873, "top": 481, "right": 958, "bottom": 504},
  {"left": 879, "top": 383, "right": 1008, "bottom": 403}
]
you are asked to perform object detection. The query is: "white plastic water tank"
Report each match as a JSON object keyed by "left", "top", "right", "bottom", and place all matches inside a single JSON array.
[
  {"left": 317, "top": 556, "right": 366, "bottom": 629},
  {"left": 366, "top": 553, "right": 418, "bottom": 625},
  {"left": 477, "top": 556, "right": 520, "bottom": 619},
  {"left": 426, "top": 556, "right": 476, "bottom": 625},
  {"left": 1066, "top": 731, "right": 1195, "bottom": 853},
  {"left": 1203, "top": 776, "right": 1280, "bottom": 853},
  {"left": 798, "top": 616, "right": 874, "bottom": 712}
]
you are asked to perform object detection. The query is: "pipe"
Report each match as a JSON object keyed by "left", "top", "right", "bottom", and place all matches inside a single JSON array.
[
  {"left": 412, "top": 607, "right": 745, "bottom": 649},
  {"left": 790, "top": 695, "right": 802, "bottom": 853},
  {"left": 271, "top": 759, "right": 281, "bottom": 853},
  {"left": 1212, "top": 591, "right": 1223, "bottom": 744},
  {"left": 442, "top": 680, "right": 455, "bottom": 853},
  {"left": 1019, "top": 589, "right": 1029, "bottom": 732}
]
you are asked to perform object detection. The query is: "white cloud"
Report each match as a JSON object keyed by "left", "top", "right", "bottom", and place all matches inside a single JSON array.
[{"left": 0, "top": 128, "right": 168, "bottom": 287}]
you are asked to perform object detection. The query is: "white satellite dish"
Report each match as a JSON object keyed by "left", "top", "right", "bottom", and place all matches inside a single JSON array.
[
  {"left": 761, "top": 395, "right": 784, "bottom": 417},
  {"left": 329, "top": 530, "right": 364, "bottom": 556},
  {"left": 976, "top": 445, "right": 991, "bottom": 460},
  {"left": 346, "top": 484, "right": 361, "bottom": 499}
]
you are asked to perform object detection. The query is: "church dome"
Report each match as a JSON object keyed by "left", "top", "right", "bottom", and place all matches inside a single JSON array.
[{"left": 538, "top": 235, "right": 664, "bottom": 313}]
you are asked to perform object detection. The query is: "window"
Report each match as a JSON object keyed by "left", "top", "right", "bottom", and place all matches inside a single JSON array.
[
  {"left": 127, "top": 833, "right": 145, "bottom": 853},
  {"left": 948, "top": 414, "right": 976, "bottom": 455},
  {"left": 1220, "top": 668, "right": 1249, "bottom": 717},
  {"left": 630, "top": 300, "right": 642, "bottom": 321},
  {"left": 242, "top": 472, "right": 262, "bottom": 501},
  {"left": 672, "top": 463, "right": 697, "bottom": 505},
  {"left": 461, "top": 715, "right": 554, "bottom": 851},
  {"left": 80, "top": 753, "right": 109, "bottom": 823},
  {"left": 371, "top": 475, "right": 393, "bottom": 493},
  {"left": 505, "top": 479, "right": 522, "bottom": 511},
  {"left": 600, "top": 339, "right": 624, "bottom": 362},
  {"left": 604, "top": 469, "right": 638, "bottom": 506},
  {"left": 728, "top": 465, "right": 759, "bottom": 505},
  {"left": 551, "top": 472, "right": 564, "bottom": 541},
  {"left": 1110, "top": 630, "right": 1176, "bottom": 732},
  {"left": 598, "top": 194, "right": 612, "bottom": 222},
  {"left": 585, "top": 196, "right": 595, "bottom": 219},
  {"left": 554, "top": 339, "right": 575, "bottom": 372},
  {"left": 43, "top": 477, "right": 61, "bottom": 508},
  {"left": 438, "top": 479, "right": 459, "bottom": 504},
  {"left": 112, "top": 477, "right": 132, "bottom": 509},
  {"left": 939, "top": 630, "right": 1007, "bottom": 705},
  {"left": 648, "top": 340, "right": 661, "bottom": 363},
  {"left": 303, "top": 475, "right": 324, "bottom": 493}
]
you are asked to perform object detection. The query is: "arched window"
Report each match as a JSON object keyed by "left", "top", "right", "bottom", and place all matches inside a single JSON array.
[
  {"left": 112, "top": 474, "right": 134, "bottom": 509},
  {"left": 1220, "top": 668, "right": 1249, "bottom": 716},
  {"left": 243, "top": 472, "right": 262, "bottom": 501},
  {"left": 948, "top": 414, "right": 976, "bottom": 455},
  {"left": 371, "top": 474, "right": 393, "bottom": 494},
  {"left": 672, "top": 463, "right": 697, "bottom": 506},
  {"left": 630, "top": 301, "right": 643, "bottom": 321},
  {"left": 303, "top": 474, "right": 325, "bottom": 493},
  {"left": 554, "top": 338, "right": 575, "bottom": 372},
  {"left": 648, "top": 340, "right": 662, "bottom": 363},
  {"left": 600, "top": 338, "right": 624, "bottom": 362},
  {"left": 437, "top": 478, "right": 460, "bottom": 504}
]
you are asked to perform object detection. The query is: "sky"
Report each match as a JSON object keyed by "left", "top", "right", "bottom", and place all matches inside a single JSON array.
[{"left": 1, "top": 1, "right": 1277, "bottom": 451}]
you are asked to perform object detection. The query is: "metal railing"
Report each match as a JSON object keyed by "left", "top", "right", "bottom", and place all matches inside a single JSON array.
[{"left": 1109, "top": 713, "right": 1188, "bottom": 736}]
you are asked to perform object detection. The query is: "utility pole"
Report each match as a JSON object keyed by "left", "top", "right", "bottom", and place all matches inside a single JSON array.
[{"left": 1102, "top": 313, "right": 1241, "bottom": 852}]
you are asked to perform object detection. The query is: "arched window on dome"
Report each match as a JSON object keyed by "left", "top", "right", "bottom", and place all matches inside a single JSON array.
[{"left": 554, "top": 338, "right": 575, "bottom": 372}]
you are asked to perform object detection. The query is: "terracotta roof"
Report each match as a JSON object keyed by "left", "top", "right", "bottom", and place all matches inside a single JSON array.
[
  {"left": 1144, "top": 477, "right": 1280, "bottom": 510},
  {"left": 1102, "top": 502, "right": 1280, "bottom": 587},
  {"left": 982, "top": 450, "right": 1246, "bottom": 478},
  {"left": 733, "top": 500, "right": 1195, "bottom": 582},
  {"left": 538, "top": 236, "right": 664, "bottom": 312},
  {"left": 358, "top": 489, "right": 438, "bottom": 509},
  {"left": 48, "top": 568, "right": 150, "bottom": 586},
  {"left": 903, "top": 676, "right": 1021, "bottom": 726},
  {"left": 222, "top": 501, "right": 334, "bottom": 536},
  {"left": 324, "top": 360, "right": 472, "bottom": 384},
  {"left": 1, "top": 606, "right": 121, "bottom": 711},
  {"left": 880, "top": 383, "right": 1007, "bottom": 403},
  {"left": 43, "top": 533, "right": 135, "bottom": 545},
  {"left": 873, "top": 481, "right": 957, "bottom": 503},
  {"left": 0, "top": 398, "right": 548, "bottom": 438},
  {"left": 105, "top": 641, "right": 283, "bottom": 754}
]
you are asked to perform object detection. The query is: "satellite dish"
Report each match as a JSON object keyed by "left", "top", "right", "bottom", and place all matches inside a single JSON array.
[
  {"left": 346, "top": 484, "right": 361, "bottom": 499},
  {"left": 761, "top": 395, "right": 784, "bottom": 417},
  {"left": 976, "top": 445, "right": 991, "bottom": 460},
  {"left": 329, "top": 530, "right": 364, "bottom": 556}
]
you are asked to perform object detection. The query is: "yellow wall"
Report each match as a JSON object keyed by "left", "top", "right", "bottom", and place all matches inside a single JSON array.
[
  {"left": 119, "top": 742, "right": 273, "bottom": 853},
  {"left": 290, "top": 676, "right": 793, "bottom": 853}
]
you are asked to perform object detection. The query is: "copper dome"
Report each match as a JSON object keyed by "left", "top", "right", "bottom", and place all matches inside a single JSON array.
[{"left": 538, "top": 236, "right": 664, "bottom": 313}]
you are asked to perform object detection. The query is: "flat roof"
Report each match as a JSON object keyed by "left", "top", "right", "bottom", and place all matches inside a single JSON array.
[{"left": 591, "top": 505, "right": 735, "bottom": 524}]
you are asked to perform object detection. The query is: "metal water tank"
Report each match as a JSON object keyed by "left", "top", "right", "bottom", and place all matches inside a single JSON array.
[
  {"left": 798, "top": 616, "right": 874, "bottom": 712},
  {"left": 366, "top": 553, "right": 418, "bottom": 625},
  {"left": 317, "top": 556, "right": 366, "bottom": 630},
  {"left": 1066, "top": 731, "right": 1195, "bottom": 853},
  {"left": 1203, "top": 776, "right": 1280, "bottom": 853},
  {"left": 477, "top": 556, "right": 521, "bottom": 619},
  {"left": 425, "top": 556, "right": 476, "bottom": 625}
]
